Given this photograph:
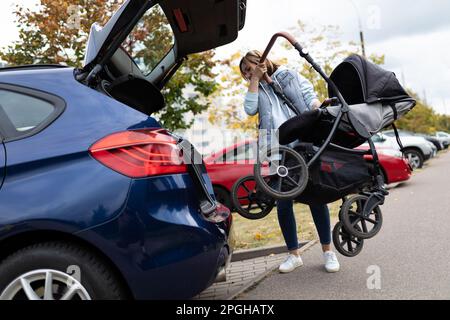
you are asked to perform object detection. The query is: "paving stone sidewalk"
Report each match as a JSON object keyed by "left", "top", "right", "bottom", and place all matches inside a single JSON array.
[{"left": 194, "top": 240, "right": 317, "bottom": 300}]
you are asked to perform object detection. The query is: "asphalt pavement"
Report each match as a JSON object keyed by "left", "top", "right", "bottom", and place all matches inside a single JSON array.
[{"left": 236, "top": 151, "right": 450, "bottom": 300}]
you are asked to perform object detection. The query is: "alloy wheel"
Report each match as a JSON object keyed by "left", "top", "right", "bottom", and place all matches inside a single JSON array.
[{"left": 0, "top": 269, "right": 91, "bottom": 300}]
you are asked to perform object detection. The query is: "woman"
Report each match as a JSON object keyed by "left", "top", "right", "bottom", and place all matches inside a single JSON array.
[{"left": 240, "top": 50, "right": 340, "bottom": 273}]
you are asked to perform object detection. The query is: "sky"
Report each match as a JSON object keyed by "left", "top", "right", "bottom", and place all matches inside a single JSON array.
[{"left": 0, "top": 0, "right": 449, "bottom": 115}]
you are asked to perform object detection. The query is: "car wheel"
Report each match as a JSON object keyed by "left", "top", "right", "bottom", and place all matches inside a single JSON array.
[
  {"left": 213, "top": 186, "right": 232, "bottom": 210},
  {"left": 0, "top": 241, "right": 127, "bottom": 300},
  {"left": 404, "top": 149, "right": 423, "bottom": 169}
]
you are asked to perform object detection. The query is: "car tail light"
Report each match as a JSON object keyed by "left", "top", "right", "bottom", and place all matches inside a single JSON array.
[
  {"left": 204, "top": 202, "right": 231, "bottom": 223},
  {"left": 89, "top": 129, "right": 187, "bottom": 178}
]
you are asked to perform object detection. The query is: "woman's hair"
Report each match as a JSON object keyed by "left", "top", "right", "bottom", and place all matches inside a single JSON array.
[{"left": 239, "top": 50, "right": 279, "bottom": 80}]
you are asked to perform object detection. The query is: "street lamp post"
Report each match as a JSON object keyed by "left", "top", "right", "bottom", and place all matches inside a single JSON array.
[{"left": 349, "top": 0, "right": 366, "bottom": 57}]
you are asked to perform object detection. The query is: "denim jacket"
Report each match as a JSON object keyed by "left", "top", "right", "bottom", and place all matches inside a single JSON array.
[{"left": 244, "top": 67, "right": 318, "bottom": 147}]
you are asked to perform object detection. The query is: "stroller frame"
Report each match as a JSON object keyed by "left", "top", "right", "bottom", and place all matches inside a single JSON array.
[
  {"left": 257, "top": 32, "right": 388, "bottom": 203},
  {"left": 239, "top": 32, "right": 396, "bottom": 255}
]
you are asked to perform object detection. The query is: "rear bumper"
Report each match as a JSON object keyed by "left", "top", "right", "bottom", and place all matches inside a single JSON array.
[
  {"left": 214, "top": 214, "right": 234, "bottom": 283},
  {"left": 77, "top": 173, "right": 233, "bottom": 299},
  {"left": 385, "top": 157, "right": 411, "bottom": 184}
]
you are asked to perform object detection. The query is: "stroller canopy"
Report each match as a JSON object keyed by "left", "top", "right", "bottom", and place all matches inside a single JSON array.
[
  {"left": 328, "top": 54, "right": 411, "bottom": 105},
  {"left": 279, "top": 54, "right": 416, "bottom": 148},
  {"left": 326, "top": 54, "right": 416, "bottom": 138}
]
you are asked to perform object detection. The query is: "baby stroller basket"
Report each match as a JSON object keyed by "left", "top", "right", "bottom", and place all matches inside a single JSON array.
[{"left": 293, "top": 144, "right": 373, "bottom": 206}]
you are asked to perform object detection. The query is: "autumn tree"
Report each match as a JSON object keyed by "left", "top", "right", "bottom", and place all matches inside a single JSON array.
[
  {"left": 396, "top": 91, "right": 450, "bottom": 134},
  {"left": 1, "top": 0, "right": 119, "bottom": 67},
  {"left": 0, "top": 0, "right": 219, "bottom": 130}
]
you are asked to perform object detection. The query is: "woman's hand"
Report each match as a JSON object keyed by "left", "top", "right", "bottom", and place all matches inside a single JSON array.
[
  {"left": 247, "top": 62, "right": 267, "bottom": 94},
  {"left": 251, "top": 63, "right": 267, "bottom": 82}
]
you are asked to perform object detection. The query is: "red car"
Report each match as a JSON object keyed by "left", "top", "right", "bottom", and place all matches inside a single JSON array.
[
  {"left": 205, "top": 140, "right": 411, "bottom": 208},
  {"left": 355, "top": 144, "right": 412, "bottom": 185}
]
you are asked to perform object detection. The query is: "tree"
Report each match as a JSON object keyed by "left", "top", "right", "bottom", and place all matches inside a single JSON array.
[
  {"left": 1, "top": 0, "right": 118, "bottom": 67},
  {"left": 0, "top": 0, "right": 219, "bottom": 131},
  {"left": 396, "top": 90, "right": 450, "bottom": 134}
]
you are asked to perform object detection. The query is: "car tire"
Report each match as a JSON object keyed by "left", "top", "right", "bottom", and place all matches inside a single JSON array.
[
  {"left": 0, "top": 241, "right": 128, "bottom": 300},
  {"left": 213, "top": 186, "right": 232, "bottom": 210},
  {"left": 404, "top": 149, "right": 424, "bottom": 169}
]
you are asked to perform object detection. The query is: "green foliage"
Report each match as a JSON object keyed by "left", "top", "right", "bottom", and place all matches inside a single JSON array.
[
  {"left": 158, "top": 51, "right": 218, "bottom": 130},
  {"left": 396, "top": 91, "right": 450, "bottom": 134}
]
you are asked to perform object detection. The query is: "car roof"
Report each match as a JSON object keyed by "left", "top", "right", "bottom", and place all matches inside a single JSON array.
[{"left": 0, "top": 65, "right": 68, "bottom": 73}]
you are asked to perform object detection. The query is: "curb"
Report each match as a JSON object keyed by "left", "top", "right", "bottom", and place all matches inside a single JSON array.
[
  {"left": 231, "top": 241, "right": 309, "bottom": 262},
  {"left": 227, "top": 239, "right": 319, "bottom": 300}
]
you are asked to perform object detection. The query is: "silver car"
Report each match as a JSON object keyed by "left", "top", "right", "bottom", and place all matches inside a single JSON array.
[
  {"left": 435, "top": 131, "right": 450, "bottom": 149},
  {"left": 380, "top": 131, "right": 434, "bottom": 169}
]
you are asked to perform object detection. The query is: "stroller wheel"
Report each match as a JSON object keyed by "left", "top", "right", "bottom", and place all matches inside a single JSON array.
[
  {"left": 332, "top": 221, "right": 364, "bottom": 257},
  {"left": 231, "top": 175, "right": 275, "bottom": 220},
  {"left": 340, "top": 194, "right": 383, "bottom": 239},
  {"left": 254, "top": 146, "right": 308, "bottom": 201}
]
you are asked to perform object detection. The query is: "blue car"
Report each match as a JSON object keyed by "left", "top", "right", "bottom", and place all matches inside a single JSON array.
[{"left": 0, "top": 0, "right": 246, "bottom": 300}]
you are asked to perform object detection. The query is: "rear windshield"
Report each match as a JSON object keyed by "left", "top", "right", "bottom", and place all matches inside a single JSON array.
[{"left": 121, "top": 4, "right": 175, "bottom": 75}]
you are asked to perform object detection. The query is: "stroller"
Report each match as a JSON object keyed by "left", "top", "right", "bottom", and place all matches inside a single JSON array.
[{"left": 231, "top": 32, "right": 416, "bottom": 257}]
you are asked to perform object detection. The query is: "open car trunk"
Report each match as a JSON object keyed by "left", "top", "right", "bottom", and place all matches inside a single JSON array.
[
  {"left": 77, "top": 0, "right": 247, "bottom": 216},
  {"left": 78, "top": 0, "right": 246, "bottom": 116}
]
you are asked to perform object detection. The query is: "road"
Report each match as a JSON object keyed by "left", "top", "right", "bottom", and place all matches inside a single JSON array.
[{"left": 237, "top": 151, "right": 450, "bottom": 300}]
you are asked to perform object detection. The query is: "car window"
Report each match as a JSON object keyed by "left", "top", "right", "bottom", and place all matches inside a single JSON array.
[
  {"left": 384, "top": 131, "right": 409, "bottom": 137},
  {"left": 0, "top": 89, "right": 55, "bottom": 132},
  {"left": 223, "top": 143, "right": 256, "bottom": 163},
  {"left": 121, "top": 4, "right": 175, "bottom": 75},
  {"left": 371, "top": 134, "right": 384, "bottom": 143}
]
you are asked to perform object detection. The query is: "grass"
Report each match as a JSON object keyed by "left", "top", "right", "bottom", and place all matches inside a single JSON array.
[{"left": 232, "top": 201, "right": 341, "bottom": 250}]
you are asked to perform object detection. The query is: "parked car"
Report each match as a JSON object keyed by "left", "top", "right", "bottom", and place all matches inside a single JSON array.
[
  {"left": 381, "top": 130, "right": 434, "bottom": 169},
  {"left": 204, "top": 140, "right": 257, "bottom": 209},
  {"left": 356, "top": 143, "right": 412, "bottom": 185},
  {"left": 0, "top": 0, "right": 246, "bottom": 300},
  {"left": 434, "top": 131, "right": 450, "bottom": 149},
  {"left": 415, "top": 133, "right": 445, "bottom": 151},
  {"left": 205, "top": 138, "right": 411, "bottom": 209}
]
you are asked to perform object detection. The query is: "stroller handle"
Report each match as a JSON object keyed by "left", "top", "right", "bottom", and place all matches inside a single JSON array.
[
  {"left": 260, "top": 32, "right": 299, "bottom": 62},
  {"left": 260, "top": 32, "right": 302, "bottom": 84},
  {"left": 258, "top": 31, "right": 353, "bottom": 167},
  {"left": 259, "top": 31, "right": 348, "bottom": 109}
]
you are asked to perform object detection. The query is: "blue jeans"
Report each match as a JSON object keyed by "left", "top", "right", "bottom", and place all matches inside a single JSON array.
[{"left": 277, "top": 200, "right": 331, "bottom": 251}]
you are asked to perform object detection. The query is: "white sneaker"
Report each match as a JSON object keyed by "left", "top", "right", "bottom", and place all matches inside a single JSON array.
[
  {"left": 323, "top": 251, "right": 340, "bottom": 273},
  {"left": 279, "top": 254, "right": 304, "bottom": 273}
]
